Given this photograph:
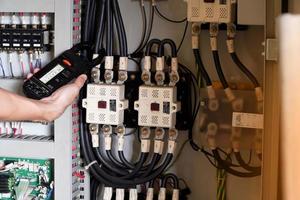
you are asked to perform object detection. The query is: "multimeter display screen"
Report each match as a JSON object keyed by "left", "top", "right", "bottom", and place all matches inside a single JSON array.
[{"left": 40, "top": 64, "right": 64, "bottom": 84}]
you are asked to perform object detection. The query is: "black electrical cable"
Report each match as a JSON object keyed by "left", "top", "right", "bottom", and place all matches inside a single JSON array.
[
  {"left": 106, "top": 0, "right": 113, "bottom": 56},
  {"left": 177, "top": 21, "right": 189, "bottom": 53},
  {"left": 94, "top": 148, "right": 128, "bottom": 176},
  {"left": 115, "top": 0, "right": 128, "bottom": 56},
  {"left": 234, "top": 152, "right": 261, "bottom": 173},
  {"left": 162, "top": 174, "right": 179, "bottom": 189},
  {"left": 83, "top": 0, "right": 93, "bottom": 42},
  {"left": 95, "top": 0, "right": 106, "bottom": 53},
  {"left": 80, "top": 117, "right": 174, "bottom": 187},
  {"left": 178, "top": 63, "right": 202, "bottom": 152},
  {"left": 90, "top": 0, "right": 97, "bottom": 46},
  {"left": 112, "top": 0, "right": 127, "bottom": 56},
  {"left": 106, "top": 150, "right": 128, "bottom": 168},
  {"left": 154, "top": 5, "right": 187, "bottom": 23},
  {"left": 90, "top": 178, "right": 99, "bottom": 200},
  {"left": 132, "top": 1, "right": 147, "bottom": 54},
  {"left": 212, "top": 50, "right": 229, "bottom": 89},
  {"left": 193, "top": 49, "right": 212, "bottom": 86},
  {"left": 140, "top": 154, "right": 161, "bottom": 178},
  {"left": 121, "top": 153, "right": 148, "bottom": 179},
  {"left": 145, "top": 39, "right": 161, "bottom": 56},
  {"left": 230, "top": 52, "right": 260, "bottom": 87},
  {"left": 158, "top": 39, "right": 177, "bottom": 57},
  {"left": 212, "top": 149, "right": 261, "bottom": 177},
  {"left": 132, "top": 4, "right": 154, "bottom": 55},
  {"left": 118, "top": 151, "right": 136, "bottom": 169}
]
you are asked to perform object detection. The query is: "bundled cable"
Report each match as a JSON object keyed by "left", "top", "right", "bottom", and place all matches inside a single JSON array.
[
  {"left": 226, "top": 23, "right": 263, "bottom": 103},
  {"left": 234, "top": 152, "right": 261, "bottom": 173},
  {"left": 131, "top": 1, "right": 155, "bottom": 56},
  {"left": 158, "top": 39, "right": 179, "bottom": 86},
  {"left": 79, "top": 112, "right": 177, "bottom": 188}
]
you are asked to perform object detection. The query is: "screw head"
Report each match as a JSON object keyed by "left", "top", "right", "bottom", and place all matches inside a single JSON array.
[
  {"left": 102, "top": 125, "right": 111, "bottom": 132},
  {"left": 119, "top": 72, "right": 127, "bottom": 81},
  {"left": 116, "top": 126, "right": 125, "bottom": 134},
  {"left": 142, "top": 73, "right": 150, "bottom": 81},
  {"left": 105, "top": 72, "right": 112, "bottom": 80},
  {"left": 168, "top": 129, "right": 178, "bottom": 140},
  {"left": 171, "top": 74, "right": 179, "bottom": 83},
  {"left": 155, "top": 128, "right": 164, "bottom": 137},
  {"left": 156, "top": 74, "right": 163, "bottom": 82}
]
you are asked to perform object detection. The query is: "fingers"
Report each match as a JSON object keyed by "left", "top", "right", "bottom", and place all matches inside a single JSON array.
[
  {"left": 33, "top": 68, "right": 40, "bottom": 73},
  {"left": 26, "top": 68, "right": 40, "bottom": 80},
  {"left": 26, "top": 73, "right": 33, "bottom": 79},
  {"left": 74, "top": 74, "right": 87, "bottom": 88}
]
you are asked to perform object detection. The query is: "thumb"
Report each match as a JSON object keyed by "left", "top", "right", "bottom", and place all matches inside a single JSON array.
[{"left": 74, "top": 74, "right": 87, "bottom": 88}]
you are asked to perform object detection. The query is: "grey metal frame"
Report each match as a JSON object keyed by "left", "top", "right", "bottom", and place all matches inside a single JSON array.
[{"left": 0, "top": 0, "right": 89, "bottom": 199}]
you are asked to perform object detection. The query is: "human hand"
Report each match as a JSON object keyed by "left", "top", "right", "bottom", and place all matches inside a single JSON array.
[{"left": 27, "top": 69, "right": 87, "bottom": 122}]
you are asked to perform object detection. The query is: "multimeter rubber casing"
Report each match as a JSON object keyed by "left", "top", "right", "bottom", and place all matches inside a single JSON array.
[{"left": 23, "top": 45, "right": 101, "bottom": 100}]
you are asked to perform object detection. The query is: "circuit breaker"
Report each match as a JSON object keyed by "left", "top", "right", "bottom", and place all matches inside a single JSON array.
[
  {"left": 82, "top": 84, "right": 129, "bottom": 125},
  {"left": 187, "top": 0, "right": 236, "bottom": 23},
  {"left": 134, "top": 85, "right": 180, "bottom": 128}
]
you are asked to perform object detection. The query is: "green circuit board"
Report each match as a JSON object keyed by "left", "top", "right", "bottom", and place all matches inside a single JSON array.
[{"left": 0, "top": 157, "right": 54, "bottom": 200}]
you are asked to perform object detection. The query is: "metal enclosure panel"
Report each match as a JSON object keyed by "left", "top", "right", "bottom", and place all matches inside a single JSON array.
[
  {"left": 0, "top": 139, "right": 55, "bottom": 159},
  {"left": 262, "top": 0, "right": 280, "bottom": 199},
  {"left": 53, "top": 0, "right": 85, "bottom": 199},
  {"left": 0, "top": 0, "right": 87, "bottom": 199},
  {"left": 237, "top": 0, "right": 266, "bottom": 25}
]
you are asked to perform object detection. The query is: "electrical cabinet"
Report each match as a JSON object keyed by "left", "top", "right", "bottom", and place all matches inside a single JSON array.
[{"left": 0, "top": 0, "right": 282, "bottom": 199}]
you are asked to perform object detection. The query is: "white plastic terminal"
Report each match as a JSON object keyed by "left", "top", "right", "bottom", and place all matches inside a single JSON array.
[
  {"left": 117, "top": 136, "right": 125, "bottom": 151},
  {"left": 226, "top": 39, "right": 235, "bottom": 53},
  {"left": 192, "top": 35, "right": 199, "bottom": 49},
  {"left": 156, "top": 57, "right": 164, "bottom": 71},
  {"left": 105, "top": 56, "right": 114, "bottom": 70},
  {"left": 168, "top": 140, "right": 177, "bottom": 154},
  {"left": 129, "top": 189, "right": 138, "bottom": 200},
  {"left": 119, "top": 57, "right": 128, "bottom": 71},
  {"left": 172, "top": 189, "right": 180, "bottom": 200},
  {"left": 144, "top": 56, "right": 151, "bottom": 71},
  {"left": 146, "top": 188, "right": 154, "bottom": 200},
  {"left": 83, "top": 84, "right": 129, "bottom": 125},
  {"left": 103, "top": 125, "right": 113, "bottom": 151},
  {"left": 158, "top": 188, "right": 166, "bottom": 200},
  {"left": 89, "top": 124, "right": 99, "bottom": 148},
  {"left": 103, "top": 187, "right": 113, "bottom": 200},
  {"left": 141, "top": 140, "right": 151, "bottom": 153},
  {"left": 135, "top": 85, "right": 180, "bottom": 128},
  {"left": 210, "top": 37, "right": 218, "bottom": 51},
  {"left": 116, "top": 188, "right": 125, "bottom": 200},
  {"left": 155, "top": 57, "right": 165, "bottom": 85}
]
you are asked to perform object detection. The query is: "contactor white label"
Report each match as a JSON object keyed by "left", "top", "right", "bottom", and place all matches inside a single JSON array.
[{"left": 232, "top": 112, "right": 264, "bottom": 129}]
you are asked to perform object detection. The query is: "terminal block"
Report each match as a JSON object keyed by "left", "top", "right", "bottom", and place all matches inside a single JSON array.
[{"left": 0, "top": 28, "right": 50, "bottom": 50}]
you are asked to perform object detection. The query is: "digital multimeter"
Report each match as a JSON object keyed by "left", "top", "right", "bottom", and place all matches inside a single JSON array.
[{"left": 23, "top": 44, "right": 104, "bottom": 99}]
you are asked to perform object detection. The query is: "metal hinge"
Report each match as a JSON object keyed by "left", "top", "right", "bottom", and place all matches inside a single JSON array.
[{"left": 265, "top": 38, "right": 278, "bottom": 61}]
